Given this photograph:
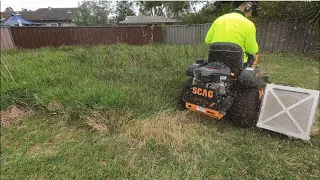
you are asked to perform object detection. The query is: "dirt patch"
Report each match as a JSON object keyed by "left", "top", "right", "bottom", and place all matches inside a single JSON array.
[{"left": 1, "top": 105, "right": 33, "bottom": 127}]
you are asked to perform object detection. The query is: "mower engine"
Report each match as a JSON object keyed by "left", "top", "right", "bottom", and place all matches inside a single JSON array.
[
  {"left": 180, "top": 42, "right": 266, "bottom": 127},
  {"left": 192, "top": 62, "right": 231, "bottom": 96},
  {"left": 183, "top": 60, "right": 235, "bottom": 119}
]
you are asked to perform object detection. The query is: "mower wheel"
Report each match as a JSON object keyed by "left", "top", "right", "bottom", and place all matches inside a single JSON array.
[
  {"left": 226, "top": 89, "right": 260, "bottom": 128},
  {"left": 178, "top": 78, "right": 193, "bottom": 110}
]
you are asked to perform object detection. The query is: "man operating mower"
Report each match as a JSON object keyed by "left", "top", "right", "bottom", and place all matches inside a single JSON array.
[{"left": 205, "top": 1, "right": 259, "bottom": 68}]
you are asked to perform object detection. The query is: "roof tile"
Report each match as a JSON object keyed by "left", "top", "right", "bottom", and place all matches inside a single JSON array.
[{"left": 1, "top": 8, "right": 78, "bottom": 21}]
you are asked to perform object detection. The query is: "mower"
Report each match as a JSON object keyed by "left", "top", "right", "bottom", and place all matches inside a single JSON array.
[{"left": 179, "top": 42, "right": 269, "bottom": 127}]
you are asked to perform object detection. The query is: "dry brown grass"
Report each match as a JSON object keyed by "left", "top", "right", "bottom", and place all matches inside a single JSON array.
[
  {"left": 311, "top": 109, "right": 320, "bottom": 136},
  {"left": 121, "top": 111, "right": 213, "bottom": 152},
  {"left": 85, "top": 109, "right": 134, "bottom": 134},
  {"left": 28, "top": 145, "right": 57, "bottom": 158},
  {"left": 46, "top": 100, "right": 65, "bottom": 113},
  {"left": 86, "top": 111, "right": 109, "bottom": 134},
  {"left": 1, "top": 105, "right": 33, "bottom": 127}
]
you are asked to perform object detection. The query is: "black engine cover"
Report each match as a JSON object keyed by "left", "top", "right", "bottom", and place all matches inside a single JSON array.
[{"left": 194, "top": 62, "right": 231, "bottom": 83}]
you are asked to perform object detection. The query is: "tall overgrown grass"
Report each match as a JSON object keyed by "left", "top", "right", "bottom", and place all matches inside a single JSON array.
[
  {"left": 1, "top": 44, "right": 318, "bottom": 113},
  {"left": 1, "top": 44, "right": 210, "bottom": 116},
  {"left": 1, "top": 44, "right": 319, "bottom": 179}
]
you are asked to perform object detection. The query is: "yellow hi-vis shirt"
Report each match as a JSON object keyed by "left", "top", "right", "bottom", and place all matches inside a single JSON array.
[{"left": 205, "top": 11, "right": 259, "bottom": 63}]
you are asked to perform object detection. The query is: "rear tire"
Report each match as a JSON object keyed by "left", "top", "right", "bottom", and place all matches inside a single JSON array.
[
  {"left": 178, "top": 78, "right": 193, "bottom": 110},
  {"left": 226, "top": 89, "right": 260, "bottom": 128}
]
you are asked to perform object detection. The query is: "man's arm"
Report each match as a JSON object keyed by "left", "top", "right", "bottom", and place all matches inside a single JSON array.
[
  {"left": 205, "top": 21, "right": 216, "bottom": 44},
  {"left": 244, "top": 25, "right": 259, "bottom": 55}
]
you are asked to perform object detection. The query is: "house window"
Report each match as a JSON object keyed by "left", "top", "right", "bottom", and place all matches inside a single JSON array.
[
  {"left": 50, "top": 23, "right": 58, "bottom": 26},
  {"left": 58, "top": 23, "right": 62, "bottom": 26}
]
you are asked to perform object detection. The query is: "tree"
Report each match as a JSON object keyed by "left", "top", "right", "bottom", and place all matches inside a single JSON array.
[
  {"left": 114, "top": 1, "right": 136, "bottom": 22},
  {"left": 137, "top": 1, "right": 165, "bottom": 16},
  {"left": 257, "top": 1, "right": 307, "bottom": 21},
  {"left": 73, "top": 1, "right": 112, "bottom": 26},
  {"left": 304, "top": 1, "right": 320, "bottom": 57},
  {"left": 179, "top": 1, "right": 233, "bottom": 24},
  {"left": 136, "top": 1, "right": 192, "bottom": 18},
  {"left": 257, "top": 1, "right": 319, "bottom": 35},
  {"left": 5, "top": 7, "right": 14, "bottom": 12},
  {"left": 165, "top": 1, "right": 191, "bottom": 18},
  {"left": 304, "top": 1, "right": 320, "bottom": 36}
]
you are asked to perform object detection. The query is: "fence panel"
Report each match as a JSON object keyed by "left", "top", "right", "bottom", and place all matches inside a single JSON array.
[
  {"left": 166, "top": 24, "right": 211, "bottom": 45},
  {"left": 166, "top": 21, "right": 318, "bottom": 52},
  {"left": 5, "top": 22, "right": 319, "bottom": 52},
  {"left": 9, "top": 26, "right": 162, "bottom": 48},
  {"left": 0, "top": 27, "right": 15, "bottom": 50}
]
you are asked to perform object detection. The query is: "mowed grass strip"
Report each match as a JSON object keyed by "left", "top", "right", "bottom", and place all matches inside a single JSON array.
[{"left": 1, "top": 44, "right": 319, "bottom": 179}]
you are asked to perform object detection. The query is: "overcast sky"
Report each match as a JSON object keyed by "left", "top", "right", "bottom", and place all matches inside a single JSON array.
[
  {"left": 1, "top": 0, "right": 84, "bottom": 11},
  {"left": 1, "top": 0, "right": 204, "bottom": 14},
  {"left": 0, "top": 0, "right": 146, "bottom": 16}
]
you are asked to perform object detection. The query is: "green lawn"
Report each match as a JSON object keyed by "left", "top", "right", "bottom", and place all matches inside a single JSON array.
[{"left": 1, "top": 44, "right": 319, "bottom": 179}]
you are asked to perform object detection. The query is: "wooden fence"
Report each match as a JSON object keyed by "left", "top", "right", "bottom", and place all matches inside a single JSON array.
[
  {"left": 0, "top": 27, "right": 15, "bottom": 50},
  {"left": 255, "top": 20, "right": 317, "bottom": 52},
  {"left": 9, "top": 26, "right": 162, "bottom": 49},
  {"left": 165, "top": 20, "right": 318, "bottom": 52},
  {"left": 2, "top": 21, "right": 319, "bottom": 52}
]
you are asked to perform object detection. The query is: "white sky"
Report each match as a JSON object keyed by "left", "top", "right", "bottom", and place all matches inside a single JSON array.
[
  {"left": 0, "top": 0, "right": 204, "bottom": 13},
  {"left": 1, "top": 0, "right": 80, "bottom": 11},
  {"left": 0, "top": 0, "right": 143, "bottom": 17}
]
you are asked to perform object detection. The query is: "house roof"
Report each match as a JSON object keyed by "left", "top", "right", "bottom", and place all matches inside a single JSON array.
[
  {"left": 119, "top": 16, "right": 178, "bottom": 25},
  {"left": 4, "top": 14, "right": 36, "bottom": 25},
  {"left": 1, "top": 8, "right": 78, "bottom": 21}
]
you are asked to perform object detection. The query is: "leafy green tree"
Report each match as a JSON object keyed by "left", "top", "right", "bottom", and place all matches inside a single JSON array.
[
  {"left": 73, "top": 1, "right": 112, "bottom": 26},
  {"left": 165, "top": 1, "right": 191, "bottom": 18},
  {"left": 136, "top": 1, "right": 192, "bottom": 18},
  {"left": 5, "top": 7, "right": 14, "bottom": 12},
  {"left": 179, "top": 1, "right": 233, "bottom": 24},
  {"left": 303, "top": 1, "right": 319, "bottom": 56},
  {"left": 258, "top": 1, "right": 319, "bottom": 36},
  {"left": 304, "top": 1, "right": 320, "bottom": 36},
  {"left": 257, "top": 1, "right": 307, "bottom": 20},
  {"left": 137, "top": 1, "right": 165, "bottom": 16},
  {"left": 114, "top": 1, "right": 136, "bottom": 22}
]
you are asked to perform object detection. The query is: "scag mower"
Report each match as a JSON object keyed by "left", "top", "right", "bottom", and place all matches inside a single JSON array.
[{"left": 179, "top": 42, "right": 269, "bottom": 127}]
